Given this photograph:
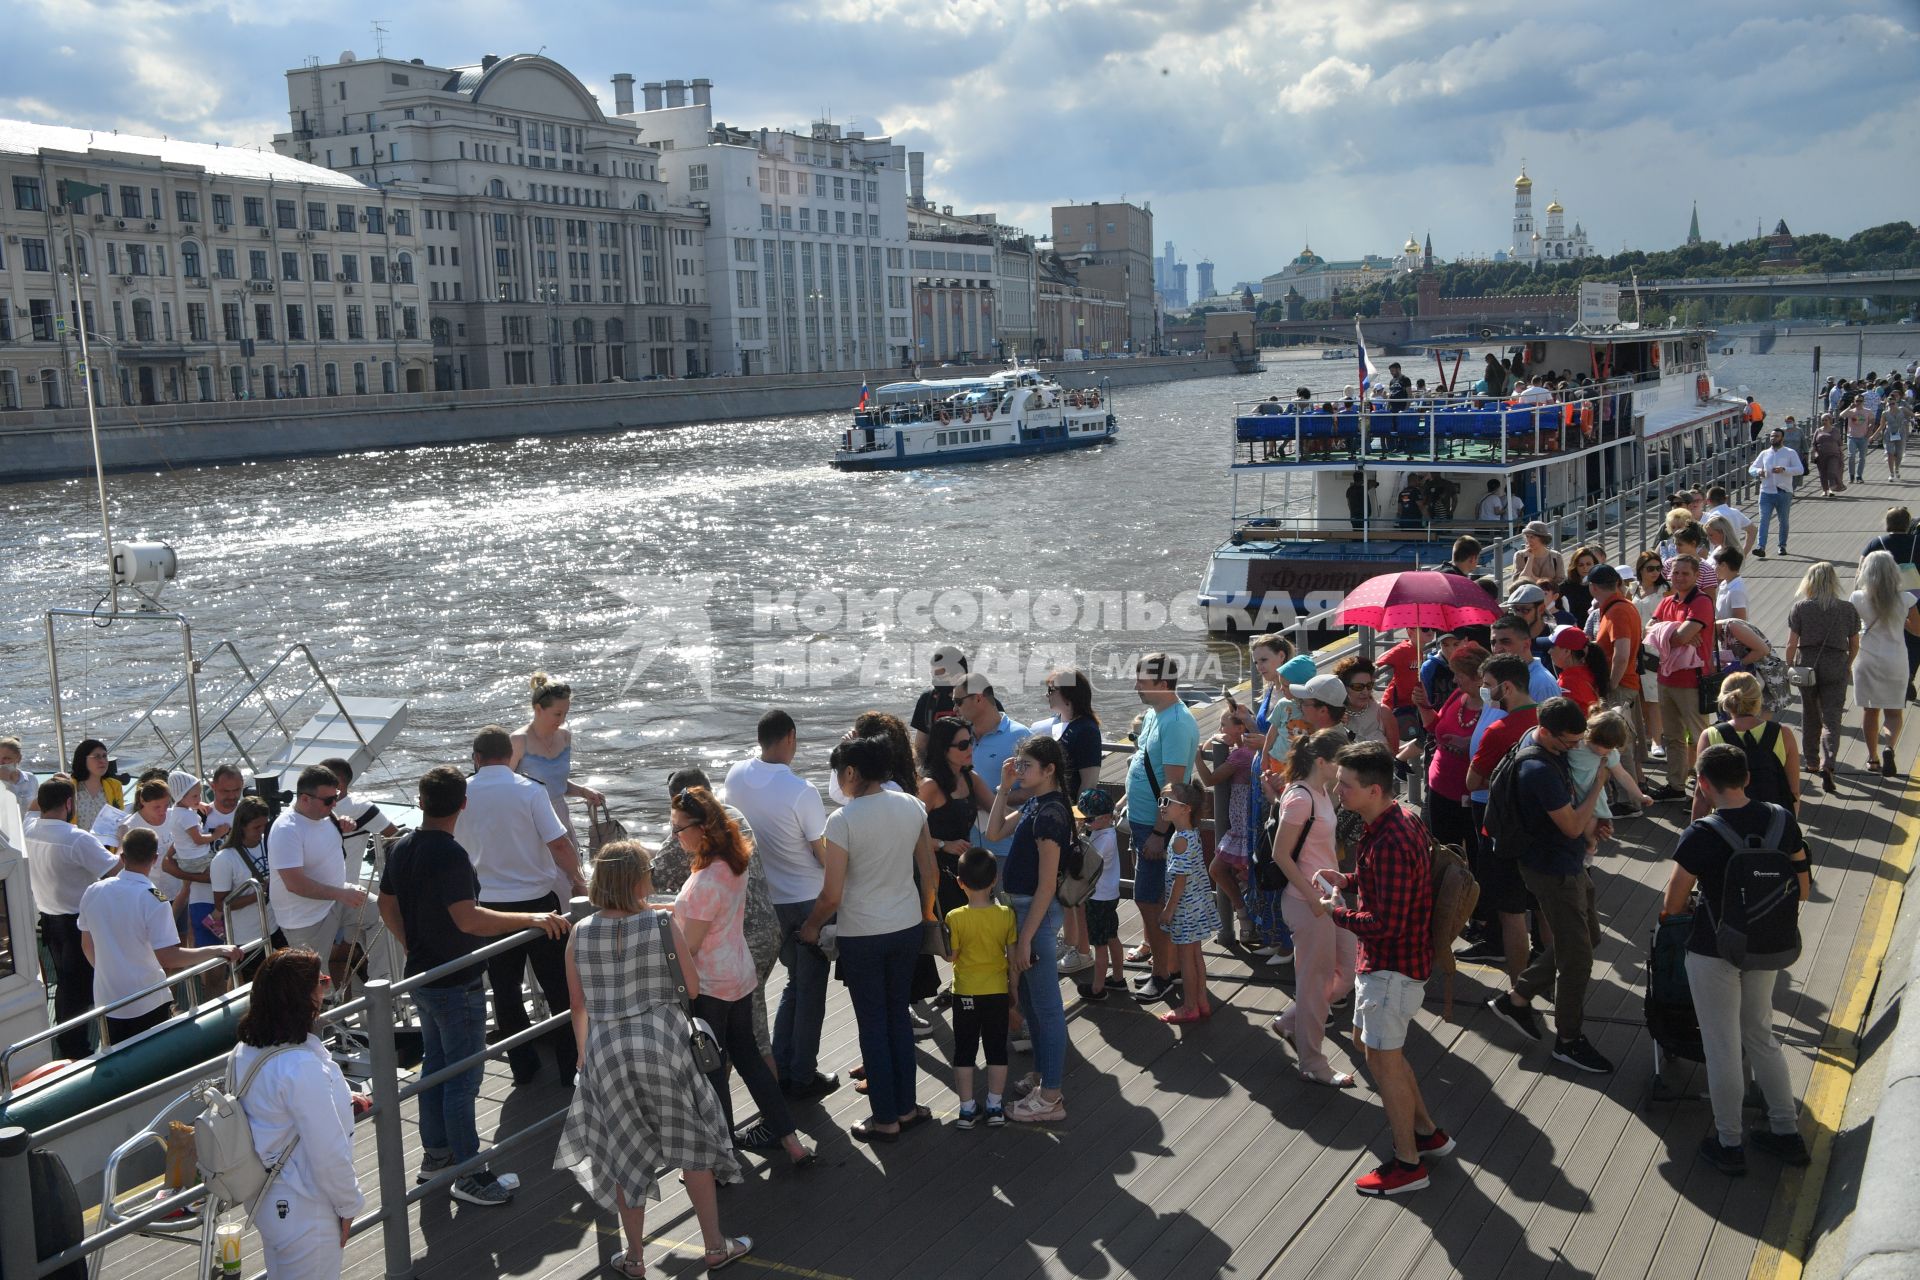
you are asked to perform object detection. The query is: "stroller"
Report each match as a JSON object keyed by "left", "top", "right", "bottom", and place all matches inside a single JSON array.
[{"left": 1644, "top": 911, "right": 1707, "bottom": 1103}]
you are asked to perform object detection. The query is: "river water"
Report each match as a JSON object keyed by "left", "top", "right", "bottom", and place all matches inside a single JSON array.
[{"left": 0, "top": 346, "right": 1840, "bottom": 818}]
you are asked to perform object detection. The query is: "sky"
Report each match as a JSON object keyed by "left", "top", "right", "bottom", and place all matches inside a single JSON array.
[{"left": 4, "top": 0, "right": 1917, "bottom": 289}]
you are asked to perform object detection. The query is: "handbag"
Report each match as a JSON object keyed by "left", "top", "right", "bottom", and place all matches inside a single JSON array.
[
  {"left": 922, "top": 915, "right": 953, "bottom": 960},
  {"left": 1695, "top": 591, "right": 1726, "bottom": 716},
  {"left": 1786, "top": 665, "right": 1817, "bottom": 688},
  {"left": 655, "top": 913, "right": 724, "bottom": 1073},
  {"left": 586, "top": 800, "right": 628, "bottom": 857}
]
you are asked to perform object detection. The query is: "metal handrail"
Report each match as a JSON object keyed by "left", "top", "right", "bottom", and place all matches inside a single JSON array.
[
  {"left": 44, "top": 607, "right": 207, "bottom": 786},
  {"left": 97, "top": 638, "right": 261, "bottom": 767},
  {"left": 0, "top": 937, "right": 264, "bottom": 1101}
]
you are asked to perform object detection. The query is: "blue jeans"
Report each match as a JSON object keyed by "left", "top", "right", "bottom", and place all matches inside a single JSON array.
[
  {"left": 837, "top": 923, "right": 921, "bottom": 1122},
  {"left": 772, "top": 899, "right": 831, "bottom": 1085},
  {"left": 1757, "top": 490, "right": 1791, "bottom": 551},
  {"left": 1848, "top": 434, "right": 1869, "bottom": 480},
  {"left": 413, "top": 981, "right": 488, "bottom": 1165},
  {"left": 1009, "top": 894, "right": 1068, "bottom": 1090}
]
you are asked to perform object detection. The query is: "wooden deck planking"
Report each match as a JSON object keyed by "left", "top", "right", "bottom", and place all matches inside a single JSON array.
[{"left": 88, "top": 477, "right": 1920, "bottom": 1280}]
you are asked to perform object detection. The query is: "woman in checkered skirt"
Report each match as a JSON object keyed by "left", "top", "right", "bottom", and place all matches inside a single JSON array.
[{"left": 557, "top": 840, "right": 753, "bottom": 1276}]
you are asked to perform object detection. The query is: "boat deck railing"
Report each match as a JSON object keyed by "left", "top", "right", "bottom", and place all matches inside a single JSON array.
[
  {"left": 0, "top": 883, "right": 273, "bottom": 1101},
  {"left": 1231, "top": 377, "right": 1644, "bottom": 469},
  {"left": 44, "top": 607, "right": 373, "bottom": 783},
  {"left": 0, "top": 906, "right": 584, "bottom": 1280}
]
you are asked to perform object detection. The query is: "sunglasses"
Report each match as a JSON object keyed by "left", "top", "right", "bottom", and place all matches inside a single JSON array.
[
  {"left": 950, "top": 738, "right": 975, "bottom": 750},
  {"left": 671, "top": 821, "right": 699, "bottom": 835},
  {"left": 304, "top": 791, "right": 342, "bottom": 806},
  {"left": 1346, "top": 683, "right": 1374, "bottom": 694}
]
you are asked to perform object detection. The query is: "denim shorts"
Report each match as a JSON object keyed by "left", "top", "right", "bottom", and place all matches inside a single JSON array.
[{"left": 1129, "top": 822, "right": 1166, "bottom": 904}]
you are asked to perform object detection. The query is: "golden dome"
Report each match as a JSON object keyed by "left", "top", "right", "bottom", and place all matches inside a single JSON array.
[
  {"left": 1545, "top": 199, "right": 1564, "bottom": 214},
  {"left": 1404, "top": 236, "right": 1420, "bottom": 253},
  {"left": 1515, "top": 172, "right": 1532, "bottom": 188}
]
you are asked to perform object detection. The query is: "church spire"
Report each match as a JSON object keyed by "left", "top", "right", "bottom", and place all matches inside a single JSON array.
[{"left": 1687, "top": 201, "right": 1702, "bottom": 247}]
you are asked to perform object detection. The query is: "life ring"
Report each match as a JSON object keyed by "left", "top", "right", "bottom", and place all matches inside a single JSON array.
[
  {"left": 939, "top": 410, "right": 952, "bottom": 424},
  {"left": 984, "top": 408, "right": 995, "bottom": 421},
  {"left": 1696, "top": 373, "right": 1711, "bottom": 403},
  {"left": 1526, "top": 341, "right": 1547, "bottom": 366},
  {"left": 962, "top": 407, "right": 974, "bottom": 423}
]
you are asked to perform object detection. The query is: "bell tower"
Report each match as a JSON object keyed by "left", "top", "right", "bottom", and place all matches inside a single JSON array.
[{"left": 1511, "top": 163, "right": 1534, "bottom": 259}]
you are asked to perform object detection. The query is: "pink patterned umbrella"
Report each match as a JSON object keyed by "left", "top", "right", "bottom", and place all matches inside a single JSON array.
[{"left": 1337, "top": 570, "right": 1500, "bottom": 632}]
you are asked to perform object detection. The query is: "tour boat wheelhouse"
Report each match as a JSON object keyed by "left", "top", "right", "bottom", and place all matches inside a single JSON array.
[
  {"left": 1197, "top": 327, "right": 1751, "bottom": 631},
  {"left": 832, "top": 367, "right": 1117, "bottom": 470}
]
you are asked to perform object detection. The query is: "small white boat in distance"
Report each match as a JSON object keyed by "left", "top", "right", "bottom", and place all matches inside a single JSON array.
[{"left": 833, "top": 367, "right": 1117, "bottom": 470}]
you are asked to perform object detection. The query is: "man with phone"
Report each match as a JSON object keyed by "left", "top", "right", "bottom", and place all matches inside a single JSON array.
[{"left": 1747, "top": 426, "right": 1803, "bottom": 557}]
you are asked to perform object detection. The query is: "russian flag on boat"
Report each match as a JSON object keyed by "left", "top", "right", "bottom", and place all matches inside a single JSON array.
[
  {"left": 856, "top": 381, "right": 871, "bottom": 410},
  {"left": 1355, "top": 319, "right": 1377, "bottom": 401}
]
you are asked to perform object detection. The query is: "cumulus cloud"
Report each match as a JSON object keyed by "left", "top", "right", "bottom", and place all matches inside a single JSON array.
[{"left": 1, "top": 0, "right": 1913, "bottom": 286}]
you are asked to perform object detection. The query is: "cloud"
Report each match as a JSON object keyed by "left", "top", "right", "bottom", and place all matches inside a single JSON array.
[{"left": 0, "top": 0, "right": 1912, "bottom": 288}]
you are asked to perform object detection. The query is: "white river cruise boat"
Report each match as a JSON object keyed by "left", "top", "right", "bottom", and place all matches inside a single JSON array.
[
  {"left": 1197, "top": 326, "right": 1754, "bottom": 632},
  {"left": 832, "top": 367, "right": 1117, "bottom": 470}
]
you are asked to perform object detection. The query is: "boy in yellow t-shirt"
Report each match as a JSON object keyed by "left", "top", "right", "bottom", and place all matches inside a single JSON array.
[{"left": 946, "top": 846, "right": 1018, "bottom": 1128}]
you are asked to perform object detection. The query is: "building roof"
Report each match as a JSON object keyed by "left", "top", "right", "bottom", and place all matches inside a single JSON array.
[
  {"left": 1545, "top": 199, "right": 1563, "bottom": 214},
  {"left": 1515, "top": 171, "right": 1532, "bottom": 188},
  {"left": 0, "top": 117, "right": 370, "bottom": 190}
]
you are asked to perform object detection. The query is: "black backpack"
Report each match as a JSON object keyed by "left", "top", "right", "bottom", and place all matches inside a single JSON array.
[
  {"left": 1482, "top": 734, "right": 1558, "bottom": 860},
  {"left": 1713, "top": 721, "right": 1793, "bottom": 811},
  {"left": 1697, "top": 806, "right": 1802, "bottom": 970}
]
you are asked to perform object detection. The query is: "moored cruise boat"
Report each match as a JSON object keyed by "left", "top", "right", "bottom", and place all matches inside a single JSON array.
[
  {"left": 832, "top": 366, "right": 1117, "bottom": 470},
  {"left": 1198, "top": 327, "right": 1752, "bottom": 632}
]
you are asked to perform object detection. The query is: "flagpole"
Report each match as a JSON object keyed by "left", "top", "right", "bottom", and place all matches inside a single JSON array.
[
  {"left": 1356, "top": 318, "right": 1372, "bottom": 544},
  {"left": 59, "top": 184, "right": 118, "bottom": 615}
]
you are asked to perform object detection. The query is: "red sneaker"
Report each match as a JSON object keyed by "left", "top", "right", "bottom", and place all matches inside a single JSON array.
[
  {"left": 1355, "top": 1159, "right": 1430, "bottom": 1197},
  {"left": 1416, "top": 1128, "right": 1456, "bottom": 1158}
]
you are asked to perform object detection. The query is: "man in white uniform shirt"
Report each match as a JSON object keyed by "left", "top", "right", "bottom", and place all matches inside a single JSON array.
[
  {"left": 455, "top": 725, "right": 582, "bottom": 1084},
  {"left": 79, "top": 827, "right": 241, "bottom": 1044},
  {"left": 1747, "top": 425, "right": 1805, "bottom": 557},
  {"left": 270, "top": 764, "right": 368, "bottom": 988},
  {"left": 724, "top": 708, "right": 838, "bottom": 1099},
  {"left": 27, "top": 778, "right": 119, "bottom": 1058}
]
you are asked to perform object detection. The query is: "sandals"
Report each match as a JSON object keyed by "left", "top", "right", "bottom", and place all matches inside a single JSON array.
[
  {"left": 609, "top": 1250, "right": 646, "bottom": 1278},
  {"left": 1126, "top": 944, "right": 1153, "bottom": 963},
  {"left": 896, "top": 1105, "right": 933, "bottom": 1133},
  {"left": 1160, "top": 1008, "right": 1204, "bottom": 1025},
  {"left": 704, "top": 1236, "right": 754, "bottom": 1273},
  {"left": 1301, "top": 1070, "right": 1358, "bottom": 1089},
  {"left": 787, "top": 1144, "right": 818, "bottom": 1170},
  {"left": 850, "top": 1120, "right": 899, "bottom": 1144}
]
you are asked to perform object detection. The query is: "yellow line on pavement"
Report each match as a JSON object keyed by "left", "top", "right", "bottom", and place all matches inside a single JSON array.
[{"left": 1749, "top": 754, "right": 1919, "bottom": 1280}]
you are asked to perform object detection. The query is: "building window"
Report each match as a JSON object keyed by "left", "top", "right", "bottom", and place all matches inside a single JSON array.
[
  {"left": 365, "top": 206, "right": 385, "bottom": 235},
  {"left": 371, "top": 256, "right": 387, "bottom": 284},
  {"left": 132, "top": 299, "right": 155, "bottom": 342},
  {"left": 392, "top": 209, "right": 411, "bottom": 236},
  {"left": 20, "top": 239, "right": 48, "bottom": 271},
  {"left": 188, "top": 302, "right": 209, "bottom": 341},
  {"left": 197, "top": 366, "right": 213, "bottom": 401},
  {"left": 243, "top": 196, "right": 265, "bottom": 227},
  {"left": 347, "top": 305, "right": 364, "bottom": 339},
  {"left": 276, "top": 199, "right": 297, "bottom": 229},
  {"left": 253, "top": 303, "right": 273, "bottom": 341},
  {"left": 307, "top": 201, "right": 326, "bottom": 230},
  {"left": 376, "top": 306, "right": 392, "bottom": 340},
  {"left": 221, "top": 301, "right": 241, "bottom": 341},
  {"left": 281, "top": 251, "right": 301, "bottom": 281},
  {"left": 341, "top": 254, "right": 359, "bottom": 282},
  {"left": 13, "top": 176, "right": 43, "bottom": 211},
  {"left": 177, "top": 191, "right": 200, "bottom": 222},
  {"left": 120, "top": 185, "right": 142, "bottom": 218},
  {"left": 216, "top": 248, "right": 236, "bottom": 279},
  {"left": 249, "top": 250, "right": 268, "bottom": 280},
  {"left": 354, "top": 362, "right": 368, "bottom": 394},
  {"left": 325, "top": 363, "right": 339, "bottom": 395},
  {"left": 336, "top": 204, "right": 355, "bottom": 232},
  {"left": 127, "top": 245, "right": 149, "bottom": 275},
  {"left": 285, "top": 304, "right": 305, "bottom": 340},
  {"left": 312, "top": 252, "right": 329, "bottom": 280},
  {"left": 212, "top": 193, "right": 233, "bottom": 224},
  {"left": 317, "top": 305, "right": 336, "bottom": 340}
]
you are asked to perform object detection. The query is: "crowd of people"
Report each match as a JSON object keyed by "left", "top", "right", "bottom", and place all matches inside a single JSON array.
[{"left": 11, "top": 391, "right": 1920, "bottom": 1267}]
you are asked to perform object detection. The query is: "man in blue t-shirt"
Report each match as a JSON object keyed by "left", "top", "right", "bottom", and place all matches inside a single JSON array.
[
  {"left": 1125, "top": 653, "right": 1199, "bottom": 1003},
  {"left": 956, "top": 673, "right": 1031, "bottom": 859}
]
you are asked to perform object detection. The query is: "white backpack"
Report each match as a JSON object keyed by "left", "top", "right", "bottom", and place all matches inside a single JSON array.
[{"left": 194, "top": 1046, "right": 299, "bottom": 1217}]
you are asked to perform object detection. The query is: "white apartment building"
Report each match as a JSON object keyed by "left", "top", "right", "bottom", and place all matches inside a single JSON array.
[
  {"left": 0, "top": 118, "right": 430, "bottom": 413},
  {"left": 622, "top": 80, "right": 914, "bottom": 376},
  {"left": 274, "top": 52, "right": 712, "bottom": 387}
]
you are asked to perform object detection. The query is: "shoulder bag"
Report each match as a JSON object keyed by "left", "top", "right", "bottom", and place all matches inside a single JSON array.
[
  {"left": 655, "top": 912, "right": 724, "bottom": 1073},
  {"left": 1133, "top": 746, "right": 1168, "bottom": 862}
]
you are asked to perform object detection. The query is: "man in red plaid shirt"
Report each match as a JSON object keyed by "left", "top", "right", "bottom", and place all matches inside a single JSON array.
[{"left": 1325, "top": 741, "right": 1452, "bottom": 1197}]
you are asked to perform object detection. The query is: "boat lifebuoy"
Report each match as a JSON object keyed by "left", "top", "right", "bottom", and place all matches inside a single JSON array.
[
  {"left": 1696, "top": 373, "right": 1711, "bottom": 403},
  {"left": 984, "top": 408, "right": 994, "bottom": 421},
  {"left": 962, "top": 407, "right": 973, "bottom": 423},
  {"left": 939, "top": 410, "right": 952, "bottom": 424}
]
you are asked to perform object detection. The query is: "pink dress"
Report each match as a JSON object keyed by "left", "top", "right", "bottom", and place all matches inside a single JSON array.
[
  {"left": 676, "top": 863, "right": 757, "bottom": 1001},
  {"left": 1213, "top": 746, "right": 1256, "bottom": 868}
]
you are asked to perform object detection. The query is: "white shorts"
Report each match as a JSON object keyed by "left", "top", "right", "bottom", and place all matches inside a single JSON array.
[
  {"left": 256, "top": 1190, "right": 345, "bottom": 1280},
  {"left": 1353, "top": 969, "right": 1426, "bottom": 1051}
]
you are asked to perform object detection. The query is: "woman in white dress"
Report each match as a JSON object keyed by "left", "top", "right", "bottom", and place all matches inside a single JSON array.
[{"left": 1851, "top": 551, "right": 1919, "bottom": 777}]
